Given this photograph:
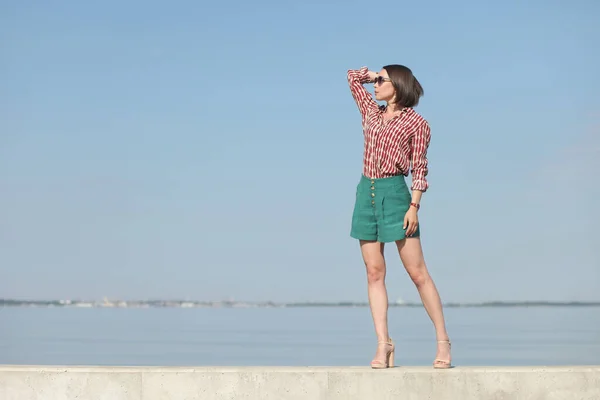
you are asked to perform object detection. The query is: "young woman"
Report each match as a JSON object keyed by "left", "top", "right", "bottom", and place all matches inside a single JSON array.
[{"left": 347, "top": 65, "right": 451, "bottom": 369}]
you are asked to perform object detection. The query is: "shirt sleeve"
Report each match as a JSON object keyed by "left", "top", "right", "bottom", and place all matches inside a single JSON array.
[
  {"left": 347, "top": 67, "right": 380, "bottom": 120},
  {"left": 410, "top": 121, "right": 431, "bottom": 192}
]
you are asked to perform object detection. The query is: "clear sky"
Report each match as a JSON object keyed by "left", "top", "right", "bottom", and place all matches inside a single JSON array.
[{"left": 1, "top": 0, "right": 599, "bottom": 303}]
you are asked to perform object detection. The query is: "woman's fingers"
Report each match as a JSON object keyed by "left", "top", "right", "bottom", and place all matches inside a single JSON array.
[
  {"left": 403, "top": 210, "right": 419, "bottom": 237},
  {"left": 406, "top": 220, "right": 418, "bottom": 237}
]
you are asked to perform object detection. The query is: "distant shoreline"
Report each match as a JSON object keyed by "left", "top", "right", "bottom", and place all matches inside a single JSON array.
[{"left": 2, "top": 299, "right": 599, "bottom": 309}]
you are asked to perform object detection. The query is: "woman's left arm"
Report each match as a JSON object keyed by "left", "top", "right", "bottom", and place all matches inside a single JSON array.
[
  {"left": 404, "top": 121, "right": 431, "bottom": 237},
  {"left": 410, "top": 120, "right": 431, "bottom": 193}
]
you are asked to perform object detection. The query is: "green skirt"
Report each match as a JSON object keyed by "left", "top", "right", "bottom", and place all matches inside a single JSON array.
[{"left": 350, "top": 174, "right": 420, "bottom": 243}]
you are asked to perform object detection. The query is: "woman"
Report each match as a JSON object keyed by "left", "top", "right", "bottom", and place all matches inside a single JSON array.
[{"left": 347, "top": 65, "right": 451, "bottom": 369}]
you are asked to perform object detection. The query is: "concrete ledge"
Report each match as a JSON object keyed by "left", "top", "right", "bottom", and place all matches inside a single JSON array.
[{"left": 1, "top": 365, "right": 599, "bottom": 400}]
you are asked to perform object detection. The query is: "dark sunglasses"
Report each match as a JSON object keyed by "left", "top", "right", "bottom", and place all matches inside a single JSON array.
[{"left": 373, "top": 76, "right": 391, "bottom": 85}]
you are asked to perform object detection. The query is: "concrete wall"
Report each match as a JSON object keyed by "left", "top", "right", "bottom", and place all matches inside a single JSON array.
[{"left": 1, "top": 365, "right": 599, "bottom": 400}]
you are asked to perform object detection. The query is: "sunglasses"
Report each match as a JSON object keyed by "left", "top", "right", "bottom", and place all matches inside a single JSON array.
[{"left": 373, "top": 76, "right": 391, "bottom": 86}]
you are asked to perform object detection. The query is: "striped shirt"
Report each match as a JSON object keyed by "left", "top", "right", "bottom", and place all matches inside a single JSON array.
[{"left": 347, "top": 66, "right": 431, "bottom": 192}]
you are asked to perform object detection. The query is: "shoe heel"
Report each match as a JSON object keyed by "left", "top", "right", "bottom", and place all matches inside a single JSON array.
[{"left": 371, "top": 339, "right": 395, "bottom": 369}]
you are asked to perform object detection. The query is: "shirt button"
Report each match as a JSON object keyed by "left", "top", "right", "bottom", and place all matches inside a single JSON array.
[{"left": 371, "top": 193, "right": 375, "bottom": 197}]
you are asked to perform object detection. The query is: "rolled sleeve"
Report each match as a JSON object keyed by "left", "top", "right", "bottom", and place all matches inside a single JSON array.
[{"left": 410, "top": 121, "right": 431, "bottom": 192}]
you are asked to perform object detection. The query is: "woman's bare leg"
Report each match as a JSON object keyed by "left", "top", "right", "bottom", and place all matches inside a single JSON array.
[
  {"left": 360, "top": 240, "right": 392, "bottom": 361},
  {"left": 396, "top": 237, "right": 451, "bottom": 364}
]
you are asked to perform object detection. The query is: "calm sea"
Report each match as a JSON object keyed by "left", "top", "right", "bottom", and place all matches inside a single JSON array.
[{"left": 1, "top": 306, "right": 599, "bottom": 366}]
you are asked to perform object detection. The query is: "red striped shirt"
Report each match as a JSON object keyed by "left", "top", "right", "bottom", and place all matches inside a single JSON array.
[{"left": 347, "top": 67, "right": 431, "bottom": 192}]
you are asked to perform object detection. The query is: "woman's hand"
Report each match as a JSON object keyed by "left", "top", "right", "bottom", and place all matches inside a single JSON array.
[
  {"left": 367, "top": 70, "right": 378, "bottom": 82},
  {"left": 403, "top": 207, "right": 419, "bottom": 237}
]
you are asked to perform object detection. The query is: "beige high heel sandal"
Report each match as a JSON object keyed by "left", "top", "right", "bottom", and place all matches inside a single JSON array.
[
  {"left": 370, "top": 339, "right": 395, "bottom": 369},
  {"left": 433, "top": 340, "right": 452, "bottom": 369}
]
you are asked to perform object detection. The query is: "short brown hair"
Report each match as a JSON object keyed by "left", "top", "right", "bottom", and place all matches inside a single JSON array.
[{"left": 383, "top": 64, "right": 424, "bottom": 108}]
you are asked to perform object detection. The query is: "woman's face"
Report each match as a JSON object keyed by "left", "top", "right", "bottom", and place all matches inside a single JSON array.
[{"left": 374, "top": 69, "right": 395, "bottom": 102}]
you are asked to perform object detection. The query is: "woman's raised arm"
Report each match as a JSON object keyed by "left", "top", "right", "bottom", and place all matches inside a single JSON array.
[{"left": 347, "top": 66, "right": 380, "bottom": 119}]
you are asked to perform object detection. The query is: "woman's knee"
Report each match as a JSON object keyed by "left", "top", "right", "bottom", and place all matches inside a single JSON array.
[
  {"left": 365, "top": 261, "right": 385, "bottom": 283},
  {"left": 360, "top": 240, "right": 386, "bottom": 284},
  {"left": 407, "top": 264, "right": 430, "bottom": 288}
]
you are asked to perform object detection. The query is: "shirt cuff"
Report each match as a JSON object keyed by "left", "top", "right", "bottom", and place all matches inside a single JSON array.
[{"left": 411, "top": 179, "right": 429, "bottom": 192}]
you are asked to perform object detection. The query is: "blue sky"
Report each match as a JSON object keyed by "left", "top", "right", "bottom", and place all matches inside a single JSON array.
[{"left": 1, "top": 0, "right": 599, "bottom": 303}]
